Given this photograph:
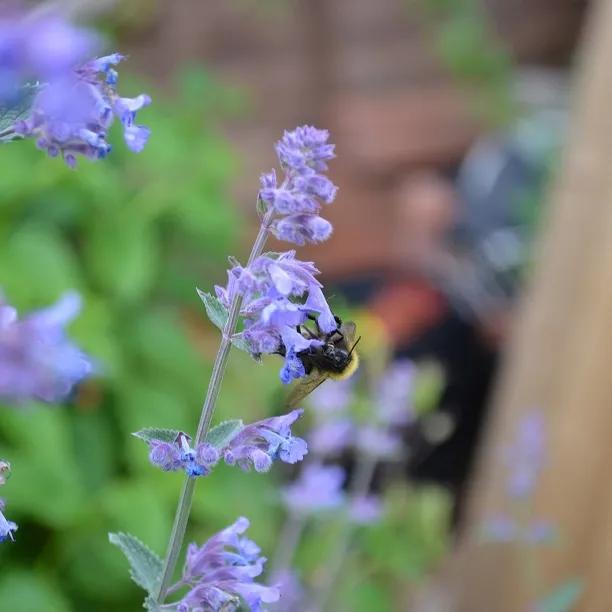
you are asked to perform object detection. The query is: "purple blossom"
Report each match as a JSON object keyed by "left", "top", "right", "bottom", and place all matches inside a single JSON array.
[
  {"left": 15, "top": 53, "right": 151, "bottom": 165},
  {"left": 375, "top": 359, "right": 415, "bottom": 426},
  {"left": 171, "top": 517, "right": 280, "bottom": 612},
  {"left": 271, "top": 214, "right": 333, "bottom": 246},
  {"left": 214, "top": 251, "right": 337, "bottom": 383},
  {"left": 0, "top": 291, "right": 92, "bottom": 404},
  {"left": 504, "top": 411, "right": 546, "bottom": 498},
  {"left": 258, "top": 126, "right": 337, "bottom": 246},
  {"left": 282, "top": 463, "right": 345, "bottom": 515},
  {"left": 355, "top": 425, "right": 404, "bottom": 460},
  {"left": 349, "top": 495, "right": 383, "bottom": 525},
  {"left": 309, "top": 419, "right": 354, "bottom": 456},
  {"left": 307, "top": 378, "right": 354, "bottom": 414},
  {"left": 223, "top": 409, "right": 308, "bottom": 472},
  {"left": 148, "top": 433, "right": 219, "bottom": 478},
  {"left": 0, "top": 8, "right": 95, "bottom": 101}
]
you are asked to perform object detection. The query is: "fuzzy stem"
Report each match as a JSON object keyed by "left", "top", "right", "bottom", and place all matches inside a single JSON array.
[
  {"left": 312, "top": 455, "right": 377, "bottom": 612},
  {"left": 153, "top": 209, "right": 274, "bottom": 605},
  {"left": 270, "top": 512, "right": 307, "bottom": 578}
]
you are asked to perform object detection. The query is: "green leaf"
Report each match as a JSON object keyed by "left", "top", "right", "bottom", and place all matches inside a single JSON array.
[
  {"left": 205, "top": 419, "right": 243, "bottom": 448},
  {"left": 132, "top": 428, "right": 181, "bottom": 444},
  {"left": 0, "top": 83, "right": 39, "bottom": 136},
  {"left": 108, "top": 532, "right": 163, "bottom": 594},
  {"left": 537, "top": 579, "right": 584, "bottom": 612},
  {"left": 198, "top": 289, "right": 227, "bottom": 330},
  {"left": 197, "top": 290, "right": 250, "bottom": 352}
]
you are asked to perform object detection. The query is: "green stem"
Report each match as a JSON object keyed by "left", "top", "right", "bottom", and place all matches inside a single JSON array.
[
  {"left": 313, "top": 455, "right": 377, "bottom": 612},
  {"left": 153, "top": 210, "right": 274, "bottom": 605},
  {"left": 269, "top": 512, "right": 307, "bottom": 578}
]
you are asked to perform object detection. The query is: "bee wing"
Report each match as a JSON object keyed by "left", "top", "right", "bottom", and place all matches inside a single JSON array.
[
  {"left": 340, "top": 321, "right": 357, "bottom": 348},
  {"left": 286, "top": 371, "right": 330, "bottom": 409}
]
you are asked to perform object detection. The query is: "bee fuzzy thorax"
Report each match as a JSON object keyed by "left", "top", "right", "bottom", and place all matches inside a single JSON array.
[{"left": 327, "top": 349, "right": 359, "bottom": 381}]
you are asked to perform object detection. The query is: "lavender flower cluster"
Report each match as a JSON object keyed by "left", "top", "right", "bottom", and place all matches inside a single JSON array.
[
  {"left": 481, "top": 411, "right": 557, "bottom": 545},
  {"left": 0, "top": 7, "right": 150, "bottom": 165},
  {"left": 147, "top": 409, "right": 308, "bottom": 477},
  {"left": 215, "top": 251, "right": 336, "bottom": 384},
  {"left": 260, "top": 125, "right": 336, "bottom": 245},
  {"left": 212, "top": 126, "right": 339, "bottom": 383},
  {"left": 167, "top": 517, "right": 279, "bottom": 611},
  {"left": 0, "top": 292, "right": 92, "bottom": 405}
]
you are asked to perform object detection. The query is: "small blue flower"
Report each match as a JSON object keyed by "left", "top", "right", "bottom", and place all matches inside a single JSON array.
[
  {"left": 223, "top": 409, "right": 308, "bottom": 472},
  {"left": 282, "top": 463, "right": 345, "bottom": 515},
  {"left": 148, "top": 433, "right": 219, "bottom": 478},
  {"left": 0, "top": 291, "right": 92, "bottom": 404},
  {"left": 13, "top": 51, "right": 151, "bottom": 166},
  {"left": 172, "top": 517, "right": 280, "bottom": 612},
  {"left": 257, "top": 125, "right": 337, "bottom": 246}
]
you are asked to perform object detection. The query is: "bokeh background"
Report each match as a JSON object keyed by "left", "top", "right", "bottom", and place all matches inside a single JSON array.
[{"left": 0, "top": 1, "right": 597, "bottom": 610}]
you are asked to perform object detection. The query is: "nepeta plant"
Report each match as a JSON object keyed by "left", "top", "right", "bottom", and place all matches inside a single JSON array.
[
  {"left": 481, "top": 411, "right": 583, "bottom": 611},
  {"left": 111, "top": 126, "right": 339, "bottom": 611},
  {"left": 269, "top": 359, "right": 416, "bottom": 610},
  {"left": 0, "top": 6, "right": 151, "bottom": 165},
  {"left": 0, "top": 292, "right": 92, "bottom": 405}
]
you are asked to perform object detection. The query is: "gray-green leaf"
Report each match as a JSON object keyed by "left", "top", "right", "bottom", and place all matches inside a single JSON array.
[
  {"left": 132, "top": 428, "right": 181, "bottom": 444},
  {"left": 196, "top": 290, "right": 249, "bottom": 352},
  {"left": 108, "top": 532, "right": 163, "bottom": 594},
  {"left": 205, "top": 419, "right": 243, "bottom": 448},
  {"left": 536, "top": 579, "right": 584, "bottom": 612},
  {"left": 0, "top": 83, "right": 40, "bottom": 137}
]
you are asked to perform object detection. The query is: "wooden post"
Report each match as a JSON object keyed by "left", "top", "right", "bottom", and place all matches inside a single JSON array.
[{"left": 420, "top": 1, "right": 612, "bottom": 610}]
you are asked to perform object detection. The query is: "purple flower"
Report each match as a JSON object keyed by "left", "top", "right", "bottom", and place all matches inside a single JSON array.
[
  {"left": 282, "top": 463, "right": 345, "bottom": 515},
  {"left": 171, "top": 517, "right": 280, "bottom": 612},
  {"left": 258, "top": 126, "right": 337, "bottom": 246},
  {"left": 504, "top": 411, "right": 546, "bottom": 498},
  {"left": 0, "top": 8, "right": 95, "bottom": 101},
  {"left": 271, "top": 214, "right": 333, "bottom": 246},
  {"left": 224, "top": 409, "right": 308, "bottom": 472},
  {"left": 307, "top": 378, "right": 354, "bottom": 413},
  {"left": 355, "top": 425, "right": 404, "bottom": 460},
  {"left": 375, "top": 359, "right": 415, "bottom": 426},
  {"left": 148, "top": 433, "right": 219, "bottom": 477},
  {"left": 15, "top": 52, "right": 151, "bottom": 165},
  {"left": 275, "top": 126, "right": 335, "bottom": 174},
  {"left": 0, "top": 291, "right": 92, "bottom": 404},
  {"left": 349, "top": 495, "right": 383, "bottom": 525},
  {"left": 310, "top": 419, "right": 354, "bottom": 456},
  {"left": 214, "top": 251, "right": 337, "bottom": 383}
]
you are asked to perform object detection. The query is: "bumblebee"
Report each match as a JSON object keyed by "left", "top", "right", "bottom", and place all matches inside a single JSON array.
[{"left": 285, "top": 316, "right": 360, "bottom": 408}]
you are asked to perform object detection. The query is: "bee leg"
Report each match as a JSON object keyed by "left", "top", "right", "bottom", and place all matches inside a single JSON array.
[
  {"left": 306, "top": 314, "right": 322, "bottom": 334},
  {"left": 297, "top": 324, "right": 317, "bottom": 340}
]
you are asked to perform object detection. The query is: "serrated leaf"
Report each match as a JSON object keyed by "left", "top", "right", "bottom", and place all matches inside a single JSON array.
[
  {"left": 198, "top": 289, "right": 228, "bottom": 330},
  {"left": 205, "top": 419, "right": 243, "bottom": 448},
  {"left": 0, "top": 83, "right": 39, "bottom": 136},
  {"left": 536, "top": 579, "right": 584, "bottom": 612},
  {"left": 108, "top": 532, "right": 163, "bottom": 594},
  {"left": 132, "top": 428, "right": 181, "bottom": 444},
  {"left": 197, "top": 289, "right": 249, "bottom": 352}
]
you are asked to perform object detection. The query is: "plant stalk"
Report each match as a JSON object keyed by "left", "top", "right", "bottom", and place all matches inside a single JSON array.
[
  {"left": 153, "top": 209, "right": 274, "bottom": 605},
  {"left": 312, "top": 455, "right": 377, "bottom": 612}
]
